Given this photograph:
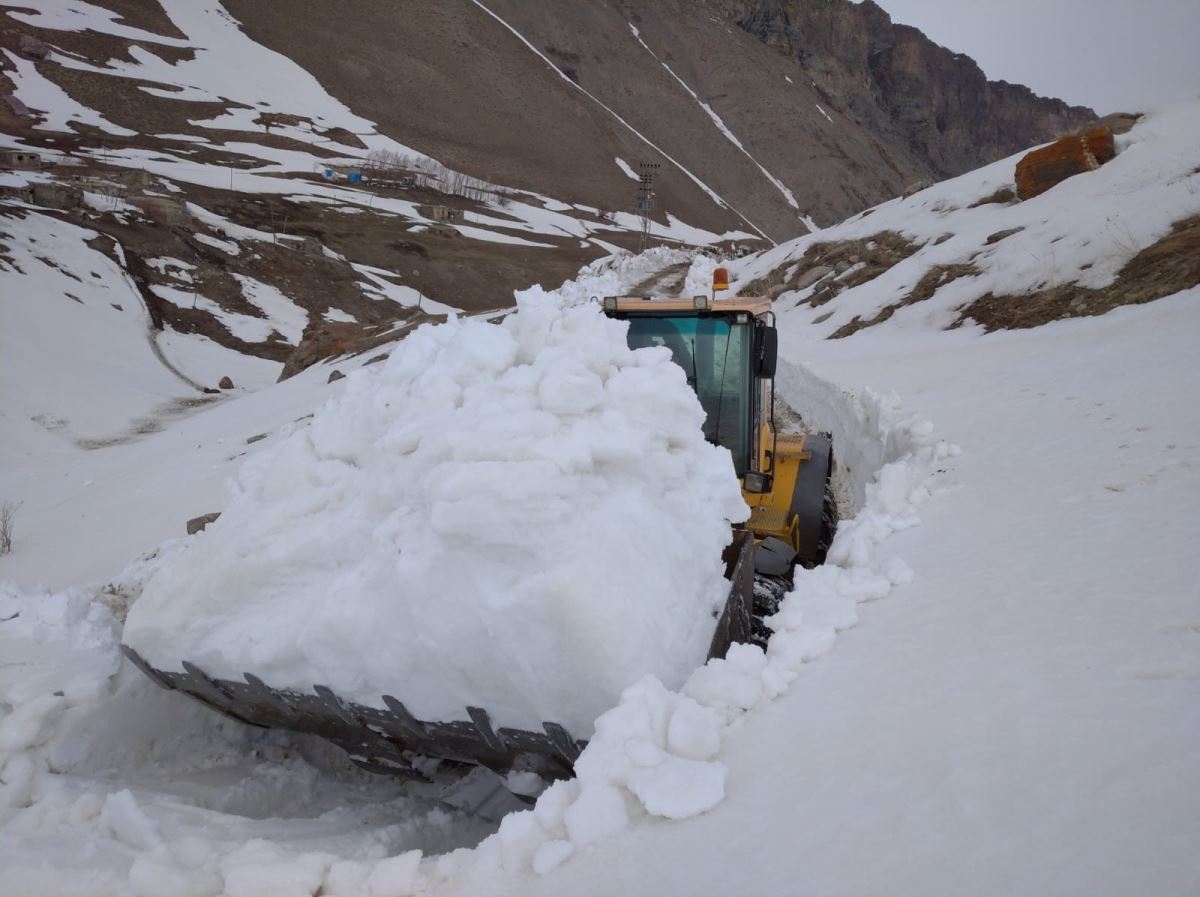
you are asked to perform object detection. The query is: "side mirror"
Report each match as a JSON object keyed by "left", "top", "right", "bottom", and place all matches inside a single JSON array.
[{"left": 755, "top": 326, "right": 778, "bottom": 379}]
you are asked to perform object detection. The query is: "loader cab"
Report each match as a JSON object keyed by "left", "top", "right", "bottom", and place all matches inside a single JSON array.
[
  {"left": 601, "top": 269, "right": 834, "bottom": 572},
  {"left": 601, "top": 287, "right": 778, "bottom": 486},
  {"left": 622, "top": 310, "right": 755, "bottom": 474}
]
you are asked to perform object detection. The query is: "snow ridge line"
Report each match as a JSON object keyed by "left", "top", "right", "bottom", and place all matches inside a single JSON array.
[
  {"left": 628, "top": 24, "right": 800, "bottom": 212},
  {"left": 467, "top": 0, "right": 775, "bottom": 246}
]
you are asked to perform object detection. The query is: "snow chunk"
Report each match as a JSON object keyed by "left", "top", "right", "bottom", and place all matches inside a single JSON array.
[
  {"left": 366, "top": 850, "right": 423, "bottom": 897},
  {"left": 99, "top": 789, "right": 161, "bottom": 851},
  {"left": 563, "top": 784, "right": 628, "bottom": 846},
  {"left": 124, "top": 293, "right": 748, "bottom": 734},
  {"left": 627, "top": 754, "right": 726, "bottom": 819},
  {"left": 219, "top": 840, "right": 331, "bottom": 897},
  {"left": 531, "top": 839, "right": 574, "bottom": 875}
]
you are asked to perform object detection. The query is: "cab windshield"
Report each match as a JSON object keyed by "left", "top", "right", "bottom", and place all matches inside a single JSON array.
[{"left": 624, "top": 315, "right": 752, "bottom": 474}]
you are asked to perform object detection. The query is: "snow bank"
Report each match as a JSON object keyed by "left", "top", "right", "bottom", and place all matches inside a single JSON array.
[
  {"left": 399, "top": 357, "right": 956, "bottom": 886},
  {"left": 123, "top": 293, "right": 748, "bottom": 734},
  {"left": 2, "top": 283, "right": 956, "bottom": 896}
]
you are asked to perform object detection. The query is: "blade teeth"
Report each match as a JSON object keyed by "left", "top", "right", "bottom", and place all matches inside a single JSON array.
[
  {"left": 542, "top": 721, "right": 583, "bottom": 764},
  {"left": 381, "top": 695, "right": 429, "bottom": 740},
  {"left": 466, "top": 706, "right": 507, "bottom": 754},
  {"left": 119, "top": 645, "right": 174, "bottom": 691}
]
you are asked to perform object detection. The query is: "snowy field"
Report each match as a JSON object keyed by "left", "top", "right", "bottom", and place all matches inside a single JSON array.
[{"left": 2, "top": 98, "right": 1198, "bottom": 896}]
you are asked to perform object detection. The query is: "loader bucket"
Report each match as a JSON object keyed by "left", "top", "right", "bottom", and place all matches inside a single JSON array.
[{"left": 121, "top": 529, "right": 756, "bottom": 781}]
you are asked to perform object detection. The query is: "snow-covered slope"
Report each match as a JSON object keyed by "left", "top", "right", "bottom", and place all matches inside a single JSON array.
[
  {"left": 0, "top": 208, "right": 192, "bottom": 447},
  {"left": 2, "top": 103, "right": 1198, "bottom": 897},
  {"left": 731, "top": 102, "right": 1200, "bottom": 339}
]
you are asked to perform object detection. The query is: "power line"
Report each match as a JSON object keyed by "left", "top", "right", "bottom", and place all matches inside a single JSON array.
[{"left": 636, "top": 161, "right": 660, "bottom": 253}]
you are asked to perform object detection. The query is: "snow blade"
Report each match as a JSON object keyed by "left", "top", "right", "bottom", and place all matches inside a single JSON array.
[{"left": 120, "top": 530, "right": 756, "bottom": 781}]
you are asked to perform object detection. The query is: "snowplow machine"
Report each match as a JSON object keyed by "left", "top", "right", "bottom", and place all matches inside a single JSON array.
[{"left": 122, "top": 268, "right": 834, "bottom": 783}]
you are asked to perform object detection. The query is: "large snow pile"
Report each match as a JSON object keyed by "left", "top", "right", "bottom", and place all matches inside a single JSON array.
[{"left": 123, "top": 294, "right": 748, "bottom": 734}]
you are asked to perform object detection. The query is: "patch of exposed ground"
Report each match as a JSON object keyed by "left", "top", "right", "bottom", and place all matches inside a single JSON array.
[
  {"left": 743, "top": 231, "right": 919, "bottom": 303},
  {"left": 278, "top": 314, "right": 441, "bottom": 381},
  {"left": 627, "top": 261, "right": 691, "bottom": 297},
  {"left": 828, "top": 262, "right": 980, "bottom": 338},
  {"left": 957, "top": 215, "right": 1200, "bottom": 331},
  {"left": 81, "top": 0, "right": 189, "bottom": 39},
  {"left": 968, "top": 186, "right": 1016, "bottom": 208},
  {"left": 23, "top": 165, "right": 598, "bottom": 368}
]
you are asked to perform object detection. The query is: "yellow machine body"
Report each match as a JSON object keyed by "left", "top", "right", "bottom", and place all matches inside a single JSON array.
[{"left": 603, "top": 294, "right": 828, "bottom": 561}]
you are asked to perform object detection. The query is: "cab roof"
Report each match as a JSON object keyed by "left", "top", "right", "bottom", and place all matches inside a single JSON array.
[{"left": 604, "top": 295, "right": 772, "bottom": 317}]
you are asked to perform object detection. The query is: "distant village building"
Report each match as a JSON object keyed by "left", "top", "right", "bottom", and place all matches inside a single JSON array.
[
  {"left": 0, "top": 184, "right": 33, "bottom": 203},
  {"left": 399, "top": 176, "right": 416, "bottom": 189},
  {"left": 30, "top": 182, "right": 83, "bottom": 210},
  {"left": 132, "top": 195, "right": 190, "bottom": 226},
  {"left": 0, "top": 149, "right": 41, "bottom": 170},
  {"left": 281, "top": 234, "right": 323, "bottom": 256},
  {"left": 421, "top": 204, "right": 464, "bottom": 223},
  {"left": 111, "top": 168, "right": 154, "bottom": 189}
]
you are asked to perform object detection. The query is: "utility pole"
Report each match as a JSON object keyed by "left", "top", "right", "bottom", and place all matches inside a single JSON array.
[{"left": 636, "top": 161, "right": 660, "bottom": 253}]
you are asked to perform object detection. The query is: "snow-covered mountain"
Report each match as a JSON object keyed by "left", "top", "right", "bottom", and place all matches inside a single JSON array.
[
  {"left": 0, "top": 0, "right": 1109, "bottom": 379},
  {"left": 2, "top": 6, "right": 1198, "bottom": 893}
]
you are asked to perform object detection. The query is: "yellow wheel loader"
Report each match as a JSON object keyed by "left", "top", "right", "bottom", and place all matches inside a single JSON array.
[{"left": 122, "top": 269, "right": 834, "bottom": 783}]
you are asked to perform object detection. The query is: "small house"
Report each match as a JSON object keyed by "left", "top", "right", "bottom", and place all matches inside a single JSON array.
[
  {"left": 31, "top": 182, "right": 83, "bottom": 210},
  {"left": 422, "top": 204, "right": 464, "bottom": 223},
  {"left": 132, "top": 196, "right": 190, "bottom": 225},
  {"left": 0, "top": 149, "right": 42, "bottom": 170}
]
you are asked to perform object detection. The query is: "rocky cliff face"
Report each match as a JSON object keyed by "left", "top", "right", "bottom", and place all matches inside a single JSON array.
[{"left": 731, "top": 0, "right": 1096, "bottom": 179}]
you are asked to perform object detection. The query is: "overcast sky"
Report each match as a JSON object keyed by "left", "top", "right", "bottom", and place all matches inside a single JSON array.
[{"left": 870, "top": 0, "right": 1200, "bottom": 114}]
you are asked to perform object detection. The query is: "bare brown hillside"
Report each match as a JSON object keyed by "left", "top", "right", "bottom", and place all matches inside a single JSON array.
[{"left": 223, "top": 0, "right": 1095, "bottom": 241}]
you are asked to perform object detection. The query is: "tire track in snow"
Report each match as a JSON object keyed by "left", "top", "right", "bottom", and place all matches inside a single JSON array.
[
  {"left": 468, "top": 0, "right": 775, "bottom": 245},
  {"left": 107, "top": 236, "right": 207, "bottom": 394}
]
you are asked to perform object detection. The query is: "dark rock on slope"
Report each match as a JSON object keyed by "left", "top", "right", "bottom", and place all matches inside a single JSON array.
[{"left": 731, "top": 0, "right": 1096, "bottom": 177}]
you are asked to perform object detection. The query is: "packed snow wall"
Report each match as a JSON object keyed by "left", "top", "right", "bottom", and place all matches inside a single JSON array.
[{"left": 123, "top": 293, "right": 749, "bottom": 735}]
